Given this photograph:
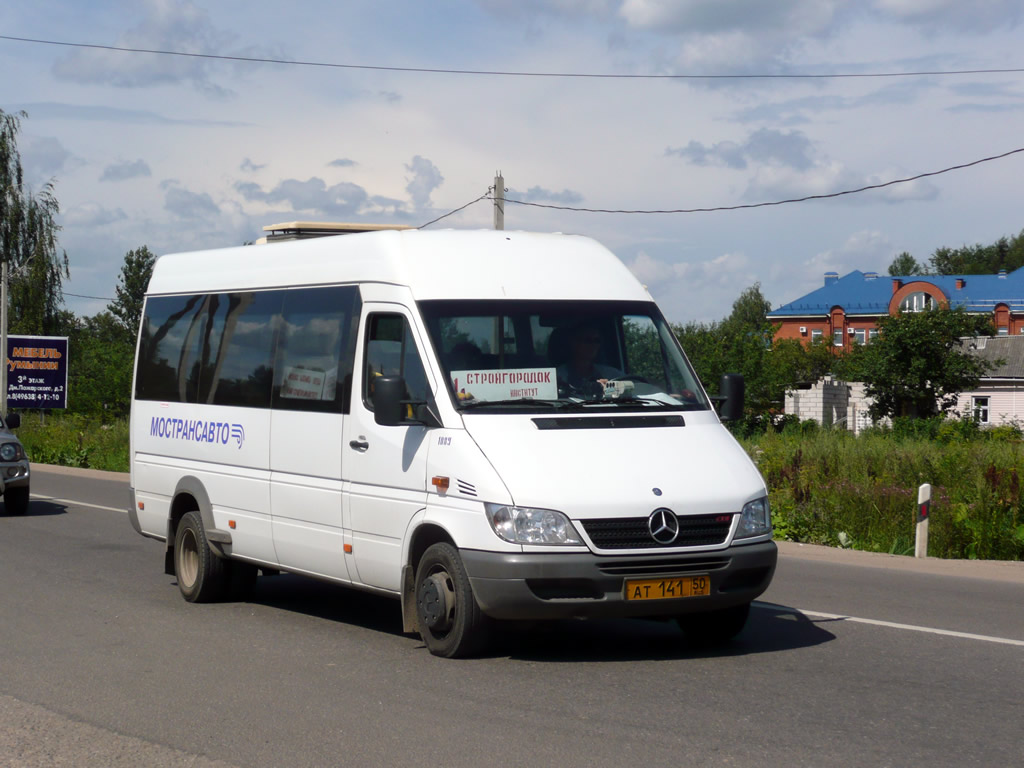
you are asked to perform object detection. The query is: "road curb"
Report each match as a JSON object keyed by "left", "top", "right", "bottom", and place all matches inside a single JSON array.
[
  {"left": 778, "top": 539, "right": 1024, "bottom": 583},
  {"left": 31, "top": 463, "right": 129, "bottom": 482}
]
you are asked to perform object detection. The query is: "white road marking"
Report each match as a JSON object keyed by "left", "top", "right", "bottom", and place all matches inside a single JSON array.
[
  {"left": 31, "top": 494, "right": 126, "bottom": 515},
  {"left": 757, "top": 602, "right": 1024, "bottom": 647}
]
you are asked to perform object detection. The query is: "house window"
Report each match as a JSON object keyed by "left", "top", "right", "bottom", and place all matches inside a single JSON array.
[
  {"left": 854, "top": 329, "right": 867, "bottom": 345},
  {"left": 899, "top": 292, "right": 937, "bottom": 313},
  {"left": 833, "top": 329, "right": 844, "bottom": 347},
  {"left": 972, "top": 396, "right": 990, "bottom": 424},
  {"left": 810, "top": 329, "right": 823, "bottom": 343},
  {"left": 868, "top": 329, "right": 879, "bottom": 342},
  {"left": 998, "top": 327, "right": 1009, "bottom": 336}
]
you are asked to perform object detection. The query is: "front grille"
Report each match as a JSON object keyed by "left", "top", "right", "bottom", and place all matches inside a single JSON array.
[{"left": 581, "top": 514, "right": 734, "bottom": 550}]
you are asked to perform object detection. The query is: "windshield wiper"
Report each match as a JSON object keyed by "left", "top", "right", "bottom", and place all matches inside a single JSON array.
[
  {"left": 573, "top": 395, "right": 680, "bottom": 408},
  {"left": 459, "top": 398, "right": 568, "bottom": 410}
]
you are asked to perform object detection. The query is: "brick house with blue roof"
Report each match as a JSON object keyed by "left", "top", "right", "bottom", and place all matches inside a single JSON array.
[{"left": 767, "top": 268, "right": 1024, "bottom": 349}]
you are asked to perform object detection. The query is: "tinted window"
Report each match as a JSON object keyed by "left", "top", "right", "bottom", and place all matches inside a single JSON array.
[
  {"left": 135, "top": 294, "right": 205, "bottom": 402},
  {"left": 198, "top": 291, "right": 280, "bottom": 408},
  {"left": 273, "top": 286, "right": 361, "bottom": 413},
  {"left": 363, "top": 314, "right": 430, "bottom": 411}
]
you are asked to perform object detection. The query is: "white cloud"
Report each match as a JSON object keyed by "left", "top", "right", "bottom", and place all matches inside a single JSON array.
[
  {"left": 475, "top": 0, "right": 615, "bottom": 20},
  {"left": 668, "top": 129, "right": 817, "bottom": 171},
  {"left": 625, "top": 249, "right": 758, "bottom": 322},
  {"left": 163, "top": 184, "right": 220, "bottom": 219},
  {"left": 20, "top": 136, "right": 81, "bottom": 183},
  {"left": 50, "top": 0, "right": 264, "bottom": 97},
  {"left": 236, "top": 177, "right": 371, "bottom": 217},
  {"left": 873, "top": 0, "right": 1024, "bottom": 32},
  {"left": 100, "top": 159, "right": 152, "bottom": 182},
  {"left": 62, "top": 203, "right": 129, "bottom": 227},
  {"left": 619, "top": 0, "right": 845, "bottom": 74},
  {"left": 405, "top": 156, "right": 444, "bottom": 211},
  {"left": 620, "top": 0, "right": 842, "bottom": 35},
  {"left": 240, "top": 158, "right": 266, "bottom": 172},
  {"left": 510, "top": 186, "right": 584, "bottom": 204}
]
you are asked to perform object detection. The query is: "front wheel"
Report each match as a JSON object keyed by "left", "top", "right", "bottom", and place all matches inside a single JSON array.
[
  {"left": 415, "top": 542, "right": 490, "bottom": 658},
  {"left": 677, "top": 603, "right": 751, "bottom": 647},
  {"left": 4, "top": 486, "right": 29, "bottom": 516},
  {"left": 174, "top": 510, "right": 229, "bottom": 603}
]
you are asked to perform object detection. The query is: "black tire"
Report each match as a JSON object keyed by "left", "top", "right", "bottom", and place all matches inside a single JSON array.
[
  {"left": 414, "top": 542, "right": 490, "bottom": 658},
  {"left": 174, "top": 510, "right": 229, "bottom": 603},
  {"left": 4, "top": 486, "right": 29, "bottom": 516},
  {"left": 677, "top": 603, "right": 751, "bottom": 647}
]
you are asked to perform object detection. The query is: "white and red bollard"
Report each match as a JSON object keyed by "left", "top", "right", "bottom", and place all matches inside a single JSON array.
[{"left": 915, "top": 484, "right": 931, "bottom": 558}]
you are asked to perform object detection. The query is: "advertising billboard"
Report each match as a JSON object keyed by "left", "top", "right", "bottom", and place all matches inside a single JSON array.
[{"left": 6, "top": 335, "right": 69, "bottom": 409}]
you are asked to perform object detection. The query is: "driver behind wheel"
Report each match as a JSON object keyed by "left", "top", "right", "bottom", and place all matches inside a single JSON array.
[{"left": 555, "top": 323, "right": 621, "bottom": 395}]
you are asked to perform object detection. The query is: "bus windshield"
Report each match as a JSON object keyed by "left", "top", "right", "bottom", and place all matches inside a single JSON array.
[{"left": 418, "top": 299, "right": 710, "bottom": 413}]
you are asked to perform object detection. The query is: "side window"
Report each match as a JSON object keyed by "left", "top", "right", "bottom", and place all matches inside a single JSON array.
[
  {"left": 198, "top": 291, "right": 281, "bottom": 408},
  {"left": 273, "top": 286, "right": 360, "bottom": 413},
  {"left": 135, "top": 294, "right": 205, "bottom": 402},
  {"left": 363, "top": 314, "right": 430, "bottom": 411}
]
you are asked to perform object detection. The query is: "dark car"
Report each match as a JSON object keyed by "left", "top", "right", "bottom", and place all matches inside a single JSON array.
[{"left": 0, "top": 413, "right": 30, "bottom": 515}]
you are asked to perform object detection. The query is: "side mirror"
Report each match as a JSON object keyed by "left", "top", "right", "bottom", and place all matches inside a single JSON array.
[
  {"left": 372, "top": 376, "right": 406, "bottom": 426},
  {"left": 5, "top": 413, "right": 20, "bottom": 430},
  {"left": 718, "top": 373, "right": 744, "bottom": 423}
]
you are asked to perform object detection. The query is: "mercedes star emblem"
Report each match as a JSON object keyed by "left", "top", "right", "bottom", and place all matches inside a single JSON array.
[{"left": 648, "top": 508, "right": 679, "bottom": 545}]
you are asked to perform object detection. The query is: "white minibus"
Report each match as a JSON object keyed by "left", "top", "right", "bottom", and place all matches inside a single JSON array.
[{"left": 129, "top": 228, "right": 776, "bottom": 657}]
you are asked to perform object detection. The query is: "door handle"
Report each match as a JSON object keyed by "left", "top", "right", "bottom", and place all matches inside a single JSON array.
[{"left": 349, "top": 439, "right": 369, "bottom": 452}]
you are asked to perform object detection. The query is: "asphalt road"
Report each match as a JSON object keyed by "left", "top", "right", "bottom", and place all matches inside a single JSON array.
[{"left": 2, "top": 465, "right": 1022, "bottom": 767}]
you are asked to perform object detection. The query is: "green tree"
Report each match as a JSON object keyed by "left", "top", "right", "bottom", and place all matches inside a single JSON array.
[
  {"left": 108, "top": 245, "right": 156, "bottom": 342},
  {"left": 887, "top": 251, "right": 922, "bottom": 276},
  {"left": 675, "top": 283, "right": 826, "bottom": 414},
  {"left": 763, "top": 336, "right": 836, "bottom": 396},
  {"left": 67, "top": 311, "right": 134, "bottom": 417},
  {"left": 928, "top": 231, "right": 1024, "bottom": 275},
  {"left": 840, "top": 307, "right": 996, "bottom": 419},
  {"left": 1, "top": 108, "right": 69, "bottom": 335}
]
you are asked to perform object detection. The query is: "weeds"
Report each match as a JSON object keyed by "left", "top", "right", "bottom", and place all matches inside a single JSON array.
[
  {"left": 742, "top": 423, "right": 1024, "bottom": 561},
  {"left": 14, "top": 413, "right": 129, "bottom": 473}
]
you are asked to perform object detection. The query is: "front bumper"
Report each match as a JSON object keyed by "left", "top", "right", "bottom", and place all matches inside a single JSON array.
[
  {"left": 0, "top": 461, "right": 30, "bottom": 492},
  {"left": 462, "top": 540, "right": 777, "bottom": 620}
]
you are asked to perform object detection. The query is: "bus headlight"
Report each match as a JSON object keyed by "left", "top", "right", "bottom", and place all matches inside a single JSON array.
[
  {"left": 484, "top": 503, "right": 583, "bottom": 545},
  {"left": 735, "top": 497, "right": 771, "bottom": 539}
]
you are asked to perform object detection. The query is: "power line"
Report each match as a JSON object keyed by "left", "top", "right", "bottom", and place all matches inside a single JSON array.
[
  {"left": 64, "top": 291, "right": 114, "bottom": 301},
  {"left": 418, "top": 192, "right": 491, "bottom": 229},
  {"left": 3, "top": 35, "right": 1023, "bottom": 80},
  {"left": 494, "top": 147, "right": 1024, "bottom": 215}
]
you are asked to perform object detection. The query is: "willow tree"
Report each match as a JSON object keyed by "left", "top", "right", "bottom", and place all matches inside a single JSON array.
[{"left": 0, "top": 108, "right": 69, "bottom": 335}]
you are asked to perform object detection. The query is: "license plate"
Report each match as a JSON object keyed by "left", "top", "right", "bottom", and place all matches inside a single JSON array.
[{"left": 624, "top": 575, "right": 710, "bottom": 601}]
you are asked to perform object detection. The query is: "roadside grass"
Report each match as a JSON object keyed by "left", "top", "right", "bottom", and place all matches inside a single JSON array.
[
  {"left": 15, "top": 413, "right": 129, "bottom": 473},
  {"left": 741, "top": 421, "right": 1024, "bottom": 561},
  {"left": 15, "top": 412, "right": 1024, "bottom": 560}
]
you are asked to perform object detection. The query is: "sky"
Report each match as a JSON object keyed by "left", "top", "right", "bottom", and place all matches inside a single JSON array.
[{"left": 2, "top": 0, "right": 1023, "bottom": 324}]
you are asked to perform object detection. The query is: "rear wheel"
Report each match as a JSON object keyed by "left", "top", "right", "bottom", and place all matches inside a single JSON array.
[
  {"left": 4, "top": 486, "right": 29, "bottom": 516},
  {"left": 415, "top": 542, "right": 490, "bottom": 658},
  {"left": 174, "top": 510, "right": 229, "bottom": 602},
  {"left": 677, "top": 603, "right": 750, "bottom": 647}
]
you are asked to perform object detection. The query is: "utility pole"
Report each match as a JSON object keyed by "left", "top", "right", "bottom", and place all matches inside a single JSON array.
[{"left": 493, "top": 171, "right": 504, "bottom": 231}]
